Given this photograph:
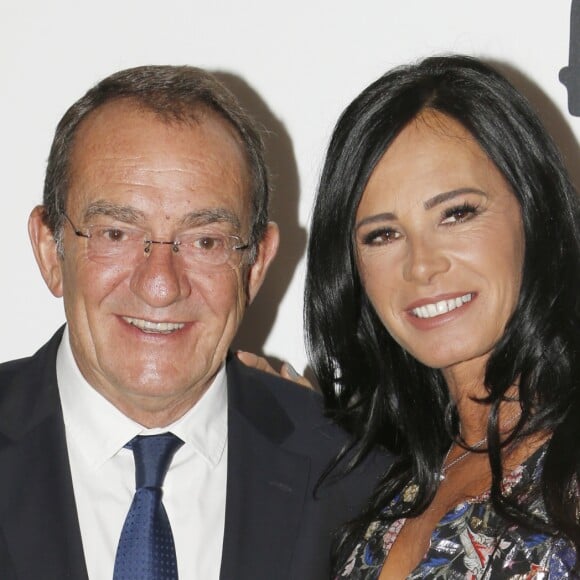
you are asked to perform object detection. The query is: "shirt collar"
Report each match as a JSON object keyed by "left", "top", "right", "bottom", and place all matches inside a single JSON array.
[{"left": 56, "top": 326, "right": 228, "bottom": 470}]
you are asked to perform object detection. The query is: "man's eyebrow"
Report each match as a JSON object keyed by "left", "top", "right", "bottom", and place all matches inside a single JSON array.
[
  {"left": 179, "top": 209, "right": 241, "bottom": 230},
  {"left": 83, "top": 202, "right": 145, "bottom": 223},
  {"left": 81, "top": 203, "right": 242, "bottom": 230},
  {"left": 423, "top": 188, "right": 486, "bottom": 210}
]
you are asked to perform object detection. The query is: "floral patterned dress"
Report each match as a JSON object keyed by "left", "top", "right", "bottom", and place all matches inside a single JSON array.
[{"left": 336, "top": 444, "right": 578, "bottom": 579}]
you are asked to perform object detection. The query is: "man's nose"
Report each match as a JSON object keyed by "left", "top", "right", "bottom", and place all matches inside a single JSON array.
[
  {"left": 402, "top": 236, "right": 450, "bottom": 284},
  {"left": 129, "top": 243, "right": 191, "bottom": 306}
]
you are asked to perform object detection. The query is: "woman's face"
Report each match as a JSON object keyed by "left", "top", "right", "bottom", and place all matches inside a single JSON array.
[{"left": 354, "top": 111, "right": 525, "bottom": 382}]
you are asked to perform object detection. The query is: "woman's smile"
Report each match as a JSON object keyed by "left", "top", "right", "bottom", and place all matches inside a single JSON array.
[{"left": 407, "top": 292, "right": 474, "bottom": 319}]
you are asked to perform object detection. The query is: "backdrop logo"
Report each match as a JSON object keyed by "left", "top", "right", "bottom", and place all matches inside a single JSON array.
[{"left": 560, "top": 0, "right": 580, "bottom": 116}]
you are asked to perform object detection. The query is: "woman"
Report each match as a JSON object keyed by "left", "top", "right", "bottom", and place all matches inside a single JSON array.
[{"left": 243, "top": 55, "right": 580, "bottom": 578}]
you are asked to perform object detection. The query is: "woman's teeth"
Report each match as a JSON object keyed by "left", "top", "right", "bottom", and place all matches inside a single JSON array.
[{"left": 412, "top": 293, "right": 473, "bottom": 319}]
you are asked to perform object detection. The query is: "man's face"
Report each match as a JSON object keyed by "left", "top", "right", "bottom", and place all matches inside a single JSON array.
[{"left": 30, "top": 100, "right": 278, "bottom": 426}]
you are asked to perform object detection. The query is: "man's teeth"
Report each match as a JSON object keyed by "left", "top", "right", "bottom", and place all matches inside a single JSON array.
[
  {"left": 123, "top": 317, "right": 185, "bottom": 334},
  {"left": 412, "top": 293, "right": 473, "bottom": 319}
]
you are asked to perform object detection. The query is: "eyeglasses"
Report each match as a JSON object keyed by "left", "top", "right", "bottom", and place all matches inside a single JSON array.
[{"left": 62, "top": 213, "right": 251, "bottom": 271}]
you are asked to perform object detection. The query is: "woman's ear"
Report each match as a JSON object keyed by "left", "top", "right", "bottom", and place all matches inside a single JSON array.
[{"left": 28, "top": 206, "right": 64, "bottom": 297}]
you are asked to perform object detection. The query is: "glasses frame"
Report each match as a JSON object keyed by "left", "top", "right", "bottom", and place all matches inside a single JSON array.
[{"left": 62, "top": 212, "right": 251, "bottom": 270}]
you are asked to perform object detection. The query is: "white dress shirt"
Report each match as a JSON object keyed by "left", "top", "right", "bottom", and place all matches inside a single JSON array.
[{"left": 57, "top": 327, "right": 228, "bottom": 580}]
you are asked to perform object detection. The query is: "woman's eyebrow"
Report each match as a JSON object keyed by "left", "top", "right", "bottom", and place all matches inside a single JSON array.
[
  {"left": 355, "top": 187, "right": 488, "bottom": 231},
  {"left": 355, "top": 212, "right": 397, "bottom": 231},
  {"left": 423, "top": 188, "right": 486, "bottom": 210}
]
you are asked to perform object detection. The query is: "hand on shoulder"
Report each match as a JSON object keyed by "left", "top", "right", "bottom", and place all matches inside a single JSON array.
[{"left": 236, "top": 351, "right": 315, "bottom": 391}]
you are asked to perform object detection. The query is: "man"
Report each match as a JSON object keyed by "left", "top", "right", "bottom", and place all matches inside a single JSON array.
[{"left": 0, "top": 66, "right": 387, "bottom": 579}]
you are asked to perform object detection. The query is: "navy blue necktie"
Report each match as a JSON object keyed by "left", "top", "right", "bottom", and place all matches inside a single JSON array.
[{"left": 113, "top": 433, "right": 184, "bottom": 580}]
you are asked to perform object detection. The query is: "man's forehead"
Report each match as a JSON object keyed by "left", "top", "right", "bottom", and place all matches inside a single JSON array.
[
  {"left": 66, "top": 100, "right": 252, "bottom": 210},
  {"left": 72, "top": 98, "right": 244, "bottom": 154}
]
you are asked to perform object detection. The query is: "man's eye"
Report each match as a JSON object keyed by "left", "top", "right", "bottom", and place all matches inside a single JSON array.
[
  {"left": 193, "top": 236, "right": 222, "bottom": 251},
  {"left": 96, "top": 227, "right": 129, "bottom": 242}
]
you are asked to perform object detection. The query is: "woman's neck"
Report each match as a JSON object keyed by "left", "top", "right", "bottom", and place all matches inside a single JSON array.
[{"left": 442, "top": 358, "right": 520, "bottom": 444}]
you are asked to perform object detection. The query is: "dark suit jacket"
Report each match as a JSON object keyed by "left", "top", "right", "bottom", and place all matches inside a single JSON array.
[{"left": 0, "top": 328, "right": 389, "bottom": 579}]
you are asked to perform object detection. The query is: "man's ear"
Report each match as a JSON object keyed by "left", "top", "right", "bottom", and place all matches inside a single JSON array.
[
  {"left": 28, "top": 205, "right": 64, "bottom": 298},
  {"left": 246, "top": 221, "right": 280, "bottom": 305}
]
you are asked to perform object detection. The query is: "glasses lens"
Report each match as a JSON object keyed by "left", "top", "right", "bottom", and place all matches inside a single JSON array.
[
  {"left": 177, "top": 233, "right": 244, "bottom": 269},
  {"left": 86, "top": 225, "right": 144, "bottom": 264},
  {"left": 84, "top": 226, "right": 247, "bottom": 270}
]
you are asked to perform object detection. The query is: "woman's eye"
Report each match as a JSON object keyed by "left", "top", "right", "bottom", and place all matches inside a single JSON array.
[
  {"left": 362, "top": 228, "right": 401, "bottom": 245},
  {"left": 440, "top": 203, "right": 479, "bottom": 225}
]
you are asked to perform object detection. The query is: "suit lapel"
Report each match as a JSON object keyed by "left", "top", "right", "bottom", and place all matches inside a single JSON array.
[
  {"left": 0, "top": 329, "right": 88, "bottom": 579},
  {"left": 220, "top": 359, "right": 311, "bottom": 580}
]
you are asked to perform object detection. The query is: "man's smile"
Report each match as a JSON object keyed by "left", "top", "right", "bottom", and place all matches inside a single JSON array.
[{"left": 122, "top": 316, "right": 186, "bottom": 334}]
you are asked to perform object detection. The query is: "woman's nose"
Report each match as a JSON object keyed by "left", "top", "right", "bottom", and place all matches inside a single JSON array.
[{"left": 402, "top": 236, "right": 451, "bottom": 284}]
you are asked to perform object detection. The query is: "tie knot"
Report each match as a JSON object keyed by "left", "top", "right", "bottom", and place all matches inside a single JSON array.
[{"left": 129, "top": 433, "right": 183, "bottom": 489}]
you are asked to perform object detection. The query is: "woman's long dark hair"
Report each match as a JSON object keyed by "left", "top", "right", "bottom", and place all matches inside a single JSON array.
[{"left": 305, "top": 55, "right": 580, "bottom": 566}]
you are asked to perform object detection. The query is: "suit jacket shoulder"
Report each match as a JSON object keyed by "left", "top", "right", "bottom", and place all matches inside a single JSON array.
[
  {"left": 0, "top": 328, "right": 88, "bottom": 579},
  {"left": 221, "top": 357, "right": 391, "bottom": 580}
]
